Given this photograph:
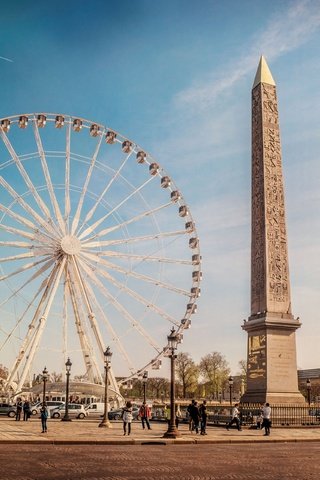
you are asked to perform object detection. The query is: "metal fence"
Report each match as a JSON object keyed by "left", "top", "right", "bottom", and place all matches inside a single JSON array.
[{"left": 206, "top": 403, "right": 320, "bottom": 427}]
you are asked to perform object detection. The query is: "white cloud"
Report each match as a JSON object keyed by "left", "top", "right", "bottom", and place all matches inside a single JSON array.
[{"left": 174, "top": 0, "right": 320, "bottom": 112}]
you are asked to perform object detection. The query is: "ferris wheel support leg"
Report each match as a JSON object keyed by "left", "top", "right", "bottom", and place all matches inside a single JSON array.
[
  {"left": 5, "top": 263, "right": 59, "bottom": 391},
  {"left": 15, "top": 257, "right": 66, "bottom": 394},
  {"left": 84, "top": 279, "right": 136, "bottom": 376},
  {"left": 67, "top": 272, "right": 100, "bottom": 384}
]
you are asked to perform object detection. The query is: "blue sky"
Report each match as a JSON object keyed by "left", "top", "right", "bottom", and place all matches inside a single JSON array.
[{"left": 1, "top": 0, "right": 320, "bottom": 377}]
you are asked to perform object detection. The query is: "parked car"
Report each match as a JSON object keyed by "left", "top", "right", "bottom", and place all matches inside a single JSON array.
[
  {"left": 51, "top": 403, "right": 88, "bottom": 419},
  {"left": 85, "top": 402, "right": 109, "bottom": 416},
  {"left": 30, "top": 400, "right": 65, "bottom": 415},
  {"left": 0, "top": 403, "right": 16, "bottom": 418},
  {"left": 108, "top": 406, "right": 140, "bottom": 420}
]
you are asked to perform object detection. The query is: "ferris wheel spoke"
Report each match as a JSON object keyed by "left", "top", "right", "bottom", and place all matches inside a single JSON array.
[
  {"left": 80, "top": 253, "right": 180, "bottom": 327},
  {"left": 64, "top": 121, "right": 71, "bottom": 230},
  {"left": 71, "top": 134, "right": 104, "bottom": 235},
  {"left": 78, "top": 176, "right": 155, "bottom": 241},
  {"left": 66, "top": 271, "right": 101, "bottom": 383},
  {"left": 33, "top": 120, "right": 66, "bottom": 235},
  {"left": 0, "top": 256, "right": 53, "bottom": 282},
  {"left": 0, "top": 274, "right": 50, "bottom": 353},
  {"left": 0, "top": 257, "right": 56, "bottom": 308},
  {"left": 82, "top": 229, "right": 186, "bottom": 249},
  {"left": 0, "top": 223, "right": 53, "bottom": 244},
  {"left": 70, "top": 256, "right": 108, "bottom": 363},
  {"left": 80, "top": 251, "right": 190, "bottom": 296},
  {"left": 84, "top": 201, "right": 173, "bottom": 243},
  {"left": 0, "top": 129, "right": 57, "bottom": 229},
  {"left": 0, "top": 202, "right": 44, "bottom": 234},
  {"left": 93, "top": 250, "right": 193, "bottom": 265},
  {"left": 0, "top": 251, "right": 45, "bottom": 263},
  {"left": 0, "top": 176, "right": 60, "bottom": 239},
  {"left": 77, "top": 257, "right": 162, "bottom": 353},
  {"left": 76, "top": 150, "right": 133, "bottom": 237},
  {"left": 5, "top": 261, "right": 60, "bottom": 389},
  {"left": 13, "top": 256, "right": 66, "bottom": 393},
  {"left": 83, "top": 278, "right": 136, "bottom": 375}
]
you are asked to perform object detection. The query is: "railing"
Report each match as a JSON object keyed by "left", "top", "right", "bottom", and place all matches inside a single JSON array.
[
  {"left": 151, "top": 403, "right": 320, "bottom": 427},
  {"left": 207, "top": 403, "right": 320, "bottom": 427}
]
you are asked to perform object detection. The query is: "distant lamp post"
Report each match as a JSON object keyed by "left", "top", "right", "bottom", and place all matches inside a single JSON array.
[
  {"left": 42, "top": 367, "right": 48, "bottom": 404},
  {"left": 142, "top": 371, "right": 148, "bottom": 404},
  {"left": 240, "top": 378, "right": 245, "bottom": 396},
  {"left": 62, "top": 358, "right": 72, "bottom": 422},
  {"left": 163, "top": 328, "right": 180, "bottom": 438},
  {"left": 99, "top": 347, "right": 113, "bottom": 428},
  {"left": 306, "top": 378, "right": 311, "bottom": 406},
  {"left": 228, "top": 376, "right": 234, "bottom": 406}
]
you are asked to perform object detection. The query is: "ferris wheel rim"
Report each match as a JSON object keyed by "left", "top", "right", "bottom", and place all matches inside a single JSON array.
[{"left": 0, "top": 111, "right": 202, "bottom": 391}]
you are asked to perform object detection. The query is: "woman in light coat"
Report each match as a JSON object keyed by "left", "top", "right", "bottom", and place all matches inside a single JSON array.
[{"left": 122, "top": 401, "right": 133, "bottom": 435}]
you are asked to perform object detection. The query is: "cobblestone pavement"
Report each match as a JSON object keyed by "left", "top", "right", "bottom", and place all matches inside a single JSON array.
[
  {"left": 1, "top": 417, "right": 320, "bottom": 445},
  {"left": 0, "top": 443, "right": 319, "bottom": 479}
]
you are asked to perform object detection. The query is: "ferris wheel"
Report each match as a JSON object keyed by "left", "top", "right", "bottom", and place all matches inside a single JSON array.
[{"left": 0, "top": 113, "right": 201, "bottom": 396}]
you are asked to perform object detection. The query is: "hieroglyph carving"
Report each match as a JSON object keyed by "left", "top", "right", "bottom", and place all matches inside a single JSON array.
[{"left": 251, "top": 83, "right": 291, "bottom": 315}]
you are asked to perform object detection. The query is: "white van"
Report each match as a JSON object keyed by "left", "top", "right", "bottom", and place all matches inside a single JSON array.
[{"left": 85, "top": 402, "right": 109, "bottom": 416}]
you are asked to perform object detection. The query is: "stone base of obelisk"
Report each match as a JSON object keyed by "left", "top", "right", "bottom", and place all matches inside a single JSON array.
[{"left": 241, "top": 313, "right": 305, "bottom": 405}]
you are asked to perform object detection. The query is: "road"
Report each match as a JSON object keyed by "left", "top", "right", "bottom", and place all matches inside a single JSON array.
[{"left": 0, "top": 443, "right": 319, "bottom": 480}]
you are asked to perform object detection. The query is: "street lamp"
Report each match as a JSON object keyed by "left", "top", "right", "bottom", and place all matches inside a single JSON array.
[
  {"left": 163, "top": 328, "right": 180, "bottom": 438},
  {"left": 228, "top": 376, "right": 234, "bottom": 406},
  {"left": 42, "top": 367, "right": 48, "bottom": 404},
  {"left": 306, "top": 378, "right": 311, "bottom": 406},
  {"left": 62, "top": 358, "right": 72, "bottom": 422},
  {"left": 142, "top": 370, "right": 148, "bottom": 404},
  {"left": 99, "top": 346, "right": 113, "bottom": 428}
]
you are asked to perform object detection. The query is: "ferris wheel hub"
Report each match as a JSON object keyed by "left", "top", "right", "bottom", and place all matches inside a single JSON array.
[{"left": 60, "top": 235, "right": 82, "bottom": 255}]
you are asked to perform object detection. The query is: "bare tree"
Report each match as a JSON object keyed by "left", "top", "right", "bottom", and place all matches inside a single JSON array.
[{"left": 175, "top": 352, "right": 199, "bottom": 398}]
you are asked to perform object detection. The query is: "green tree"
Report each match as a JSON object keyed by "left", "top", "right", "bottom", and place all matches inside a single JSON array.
[
  {"left": 175, "top": 352, "right": 199, "bottom": 398},
  {"left": 199, "top": 352, "right": 230, "bottom": 399}
]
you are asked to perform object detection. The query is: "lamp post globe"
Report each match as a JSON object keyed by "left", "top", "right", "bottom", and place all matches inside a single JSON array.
[
  {"left": 228, "top": 376, "right": 234, "bottom": 406},
  {"left": 99, "top": 347, "right": 113, "bottom": 428},
  {"left": 62, "top": 357, "right": 72, "bottom": 422},
  {"left": 163, "top": 328, "right": 180, "bottom": 439},
  {"left": 306, "top": 378, "right": 311, "bottom": 406}
]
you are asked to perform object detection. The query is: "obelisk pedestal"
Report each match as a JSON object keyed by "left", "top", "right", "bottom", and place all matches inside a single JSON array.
[{"left": 241, "top": 56, "right": 305, "bottom": 404}]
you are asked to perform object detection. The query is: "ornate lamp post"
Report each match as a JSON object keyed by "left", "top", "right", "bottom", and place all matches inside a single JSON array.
[
  {"left": 99, "top": 347, "right": 113, "bottom": 428},
  {"left": 142, "top": 371, "right": 148, "bottom": 404},
  {"left": 62, "top": 358, "right": 72, "bottom": 422},
  {"left": 228, "top": 376, "right": 234, "bottom": 406},
  {"left": 163, "top": 328, "right": 180, "bottom": 438},
  {"left": 306, "top": 378, "right": 311, "bottom": 406},
  {"left": 42, "top": 367, "right": 48, "bottom": 404}
]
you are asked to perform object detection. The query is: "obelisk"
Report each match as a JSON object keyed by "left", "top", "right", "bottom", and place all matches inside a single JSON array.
[{"left": 242, "top": 56, "right": 304, "bottom": 404}]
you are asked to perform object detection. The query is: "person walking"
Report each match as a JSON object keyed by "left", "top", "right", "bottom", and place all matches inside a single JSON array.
[
  {"left": 40, "top": 403, "right": 48, "bottom": 433},
  {"left": 189, "top": 400, "right": 201, "bottom": 434},
  {"left": 15, "top": 399, "right": 22, "bottom": 421},
  {"left": 23, "top": 400, "right": 31, "bottom": 421},
  {"left": 262, "top": 402, "right": 271, "bottom": 436},
  {"left": 138, "top": 402, "right": 151, "bottom": 430},
  {"left": 226, "top": 403, "right": 242, "bottom": 431},
  {"left": 122, "top": 401, "right": 133, "bottom": 436},
  {"left": 199, "top": 400, "right": 208, "bottom": 435}
]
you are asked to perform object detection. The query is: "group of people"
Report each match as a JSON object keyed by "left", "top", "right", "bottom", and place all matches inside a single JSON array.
[
  {"left": 226, "top": 402, "right": 272, "bottom": 436},
  {"left": 15, "top": 399, "right": 31, "bottom": 421},
  {"left": 186, "top": 399, "right": 208, "bottom": 435},
  {"left": 121, "top": 401, "right": 152, "bottom": 435},
  {"left": 15, "top": 398, "right": 49, "bottom": 433}
]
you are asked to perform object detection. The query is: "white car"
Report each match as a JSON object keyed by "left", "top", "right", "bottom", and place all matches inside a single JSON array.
[
  {"left": 51, "top": 403, "right": 88, "bottom": 419},
  {"left": 85, "top": 402, "right": 110, "bottom": 416}
]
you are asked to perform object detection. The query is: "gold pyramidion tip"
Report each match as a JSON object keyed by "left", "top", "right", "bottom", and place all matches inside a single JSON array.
[{"left": 252, "top": 55, "right": 276, "bottom": 89}]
